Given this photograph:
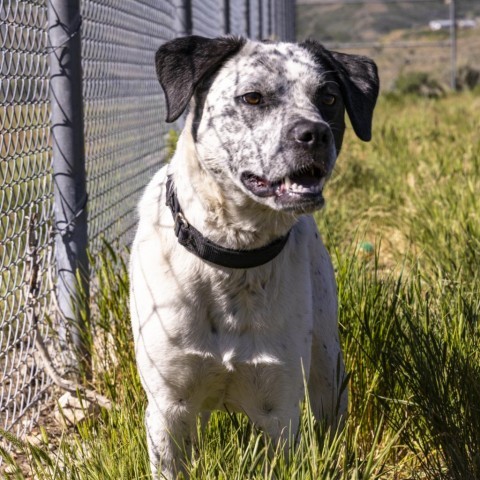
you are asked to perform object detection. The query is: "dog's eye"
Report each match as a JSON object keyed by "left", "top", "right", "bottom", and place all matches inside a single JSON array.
[
  {"left": 242, "top": 92, "right": 263, "bottom": 105},
  {"left": 321, "top": 94, "right": 336, "bottom": 106}
]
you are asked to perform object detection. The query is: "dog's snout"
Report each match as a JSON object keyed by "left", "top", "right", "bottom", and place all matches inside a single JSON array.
[{"left": 291, "top": 120, "right": 331, "bottom": 150}]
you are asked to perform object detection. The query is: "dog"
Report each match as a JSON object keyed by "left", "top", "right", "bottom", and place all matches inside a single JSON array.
[{"left": 130, "top": 35, "right": 379, "bottom": 479}]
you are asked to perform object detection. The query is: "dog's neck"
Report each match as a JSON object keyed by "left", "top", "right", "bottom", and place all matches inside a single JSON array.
[{"left": 170, "top": 130, "right": 296, "bottom": 251}]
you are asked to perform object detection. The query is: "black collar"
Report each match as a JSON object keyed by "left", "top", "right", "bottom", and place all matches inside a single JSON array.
[{"left": 165, "top": 175, "right": 291, "bottom": 269}]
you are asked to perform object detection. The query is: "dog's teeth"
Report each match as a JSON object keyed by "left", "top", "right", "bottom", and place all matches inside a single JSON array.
[{"left": 282, "top": 176, "right": 326, "bottom": 194}]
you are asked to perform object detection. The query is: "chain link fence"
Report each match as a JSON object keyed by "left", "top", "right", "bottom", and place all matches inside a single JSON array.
[
  {"left": 1, "top": 0, "right": 295, "bottom": 449},
  {"left": 81, "top": 0, "right": 177, "bottom": 253},
  {"left": 1, "top": 0, "right": 55, "bottom": 441}
]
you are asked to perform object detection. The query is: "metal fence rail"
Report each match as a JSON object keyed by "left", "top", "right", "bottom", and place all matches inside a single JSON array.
[{"left": 0, "top": 0, "right": 295, "bottom": 446}]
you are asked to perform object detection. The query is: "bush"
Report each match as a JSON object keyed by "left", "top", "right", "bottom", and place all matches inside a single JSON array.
[
  {"left": 457, "top": 65, "right": 480, "bottom": 91},
  {"left": 391, "top": 71, "right": 446, "bottom": 98}
]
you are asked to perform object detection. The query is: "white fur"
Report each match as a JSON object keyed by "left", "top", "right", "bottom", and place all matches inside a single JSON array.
[{"left": 130, "top": 39, "right": 347, "bottom": 479}]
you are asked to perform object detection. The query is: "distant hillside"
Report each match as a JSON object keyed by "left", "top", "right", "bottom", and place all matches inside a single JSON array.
[{"left": 296, "top": 1, "right": 480, "bottom": 43}]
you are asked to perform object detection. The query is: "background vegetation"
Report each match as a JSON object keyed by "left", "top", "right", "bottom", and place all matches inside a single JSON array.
[{"left": 1, "top": 91, "right": 479, "bottom": 479}]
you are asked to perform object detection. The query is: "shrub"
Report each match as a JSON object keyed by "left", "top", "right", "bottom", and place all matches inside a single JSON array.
[
  {"left": 391, "top": 71, "right": 446, "bottom": 98},
  {"left": 457, "top": 65, "right": 480, "bottom": 91}
]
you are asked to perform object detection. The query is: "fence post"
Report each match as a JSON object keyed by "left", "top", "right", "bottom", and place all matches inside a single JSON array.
[
  {"left": 245, "top": 0, "right": 250, "bottom": 37},
  {"left": 47, "top": 0, "right": 90, "bottom": 375},
  {"left": 267, "top": 0, "right": 272, "bottom": 38},
  {"left": 183, "top": 0, "right": 193, "bottom": 35},
  {"left": 448, "top": 0, "right": 457, "bottom": 90},
  {"left": 259, "top": 1, "right": 263, "bottom": 39},
  {"left": 224, "top": 0, "right": 231, "bottom": 34}
]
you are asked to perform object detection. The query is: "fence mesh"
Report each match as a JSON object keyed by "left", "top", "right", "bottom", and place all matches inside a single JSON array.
[
  {"left": 1, "top": 0, "right": 54, "bottom": 439},
  {"left": 81, "top": 0, "right": 178, "bottom": 252},
  {"left": 192, "top": 0, "right": 225, "bottom": 37},
  {"left": 1, "top": 0, "right": 296, "bottom": 448}
]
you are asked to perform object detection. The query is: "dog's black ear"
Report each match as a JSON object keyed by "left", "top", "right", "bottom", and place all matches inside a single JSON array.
[
  {"left": 155, "top": 35, "right": 246, "bottom": 123},
  {"left": 301, "top": 40, "right": 379, "bottom": 141},
  {"left": 329, "top": 50, "right": 379, "bottom": 141}
]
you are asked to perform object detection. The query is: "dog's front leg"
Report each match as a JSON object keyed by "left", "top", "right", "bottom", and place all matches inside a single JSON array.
[
  {"left": 145, "top": 401, "right": 194, "bottom": 480},
  {"left": 228, "top": 365, "right": 304, "bottom": 457},
  {"left": 259, "top": 405, "right": 301, "bottom": 456}
]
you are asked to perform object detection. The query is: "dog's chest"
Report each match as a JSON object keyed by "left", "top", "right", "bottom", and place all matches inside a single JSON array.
[
  {"left": 211, "top": 269, "right": 273, "bottom": 329},
  {"left": 181, "top": 259, "right": 314, "bottom": 371}
]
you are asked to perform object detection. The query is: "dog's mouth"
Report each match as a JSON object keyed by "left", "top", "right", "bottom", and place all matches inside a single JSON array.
[{"left": 241, "top": 166, "right": 326, "bottom": 208}]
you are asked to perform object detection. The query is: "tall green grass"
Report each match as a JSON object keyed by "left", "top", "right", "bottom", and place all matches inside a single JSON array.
[{"left": 1, "top": 92, "right": 479, "bottom": 479}]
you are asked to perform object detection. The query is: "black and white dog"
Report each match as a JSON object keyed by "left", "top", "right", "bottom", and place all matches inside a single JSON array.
[{"left": 130, "top": 36, "right": 379, "bottom": 479}]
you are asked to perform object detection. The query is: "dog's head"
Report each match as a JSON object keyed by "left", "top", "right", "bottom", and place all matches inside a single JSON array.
[{"left": 156, "top": 36, "right": 379, "bottom": 214}]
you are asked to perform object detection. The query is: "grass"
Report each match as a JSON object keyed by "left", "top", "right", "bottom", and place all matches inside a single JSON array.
[{"left": 1, "top": 91, "right": 479, "bottom": 479}]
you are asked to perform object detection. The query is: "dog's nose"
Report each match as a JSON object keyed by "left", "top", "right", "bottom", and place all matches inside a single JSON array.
[{"left": 291, "top": 120, "right": 331, "bottom": 150}]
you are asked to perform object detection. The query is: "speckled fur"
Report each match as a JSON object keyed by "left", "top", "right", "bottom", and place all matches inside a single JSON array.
[{"left": 130, "top": 36, "right": 378, "bottom": 479}]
